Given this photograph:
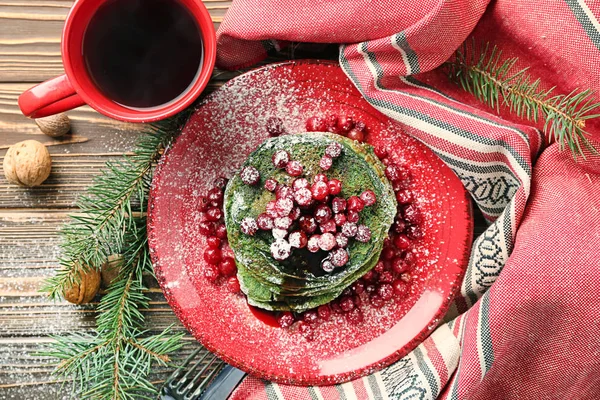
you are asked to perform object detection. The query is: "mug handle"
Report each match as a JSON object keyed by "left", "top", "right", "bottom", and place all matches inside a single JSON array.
[{"left": 18, "top": 74, "right": 86, "bottom": 118}]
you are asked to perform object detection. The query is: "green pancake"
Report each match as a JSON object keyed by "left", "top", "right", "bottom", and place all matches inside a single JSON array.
[{"left": 224, "top": 132, "right": 396, "bottom": 312}]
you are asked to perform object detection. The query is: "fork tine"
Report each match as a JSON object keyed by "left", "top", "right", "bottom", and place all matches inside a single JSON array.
[
  {"left": 177, "top": 351, "right": 214, "bottom": 387},
  {"left": 182, "top": 355, "right": 223, "bottom": 395},
  {"left": 166, "top": 347, "right": 202, "bottom": 386},
  {"left": 187, "top": 359, "right": 226, "bottom": 399}
]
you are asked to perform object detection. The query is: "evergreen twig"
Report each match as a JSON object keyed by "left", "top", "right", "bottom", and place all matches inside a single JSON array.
[{"left": 445, "top": 40, "right": 600, "bottom": 158}]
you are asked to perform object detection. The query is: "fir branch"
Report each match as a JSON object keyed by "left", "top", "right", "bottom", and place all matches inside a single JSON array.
[{"left": 445, "top": 40, "right": 600, "bottom": 157}]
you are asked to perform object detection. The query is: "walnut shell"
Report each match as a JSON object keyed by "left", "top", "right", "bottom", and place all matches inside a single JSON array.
[
  {"left": 101, "top": 254, "right": 123, "bottom": 287},
  {"left": 3, "top": 140, "right": 52, "bottom": 187},
  {"left": 35, "top": 113, "right": 71, "bottom": 137},
  {"left": 64, "top": 266, "right": 101, "bottom": 305}
]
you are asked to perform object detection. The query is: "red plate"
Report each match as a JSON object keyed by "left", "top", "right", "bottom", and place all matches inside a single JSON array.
[{"left": 148, "top": 60, "right": 473, "bottom": 386}]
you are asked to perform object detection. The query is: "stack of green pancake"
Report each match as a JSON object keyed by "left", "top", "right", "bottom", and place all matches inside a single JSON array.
[{"left": 224, "top": 132, "right": 396, "bottom": 312}]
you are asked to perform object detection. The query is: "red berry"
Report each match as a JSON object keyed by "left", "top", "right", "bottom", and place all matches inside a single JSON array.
[
  {"left": 403, "top": 204, "right": 423, "bottom": 225},
  {"left": 341, "top": 222, "right": 358, "bottom": 237},
  {"left": 337, "top": 116, "right": 355, "bottom": 132},
  {"left": 331, "top": 197, "right": 347, "bottom": 213},
  {"left": 347, "top": 196, "right": 365, "bottom": 212},
  {"left": 401, "top": 272, "right": 412, "bottom": 282},
  {"left": 330, "top": 248, "right": 349, "bottom": 267},
  {"left": 326, "top": 114, "right": 338, "bottom": 131},
  {"left": 213, "top": 177, "right": 228, "bottom": 190},
  {"left": 294, "top": 187, "right": 313, "bottom": 206},
  {"left": 382, "top": 247, "right": 396, "bottom": 260},
  {"left": 215, "top": 224, "right": 227, "bottom": 239},
  {"left": 366, "top": 284, "right": 377, "bottom": 294},
  {"left": 347, "top": 129, "right": 365, "bottom": 142},
  {"left": 393, "top": 234, "right": 411, "bottom": 250},
  {"left": 314, "top": 204, "right": 332, "bottom": 224},
  {"left": 385, "top": 164, "right": 401, "bottom": 182},
  {"left": 395, "top": 190, "right": 414, "bottom": 204},
  {"left": 266, "top": 117, "right": 285, "bottom": 137},
  {"left": 290, "top": 206, "right": 301, "bottom": 220},
  {"left": 352, "top": 280, "right": 365, "bottom": 294},
  {"left": 313, "top": 173, "right": 327, "bottom": 183},
  {"left": 299, "top": 216, "right": 318, "bottom": 234},
  {"left": 330, "top": 301, "right": 343, "bottom": 314},
  {"left": 292, "top": 178, "right": 310, "bottom": 191},
  {"left": 378, "top": 283, "right": 394, "bottom": 300},
  {"left": 404, "top": 251, "right": 416, "bottom": 265},
  {"left": 355, "top": 225, "right": 372, "bottom": 242},
  {"left": 278, "top": 312, "right": 295, "bottom": 328},
  {"left": 406, "top": 225, "right": 424, "bottom": 239},
  {"left": 393, "top": 279, "right": 409, "bottom": 296},
  {"left": 307, "top": 235, "right": 321, "bottom": 252},
  {"left": 257, "top": 213, "right": 274, "bottom": 230},
  {"left": 206, "top": 207, "right": 223, "bottom": 222},
  {"left": 363, "top": 270, "right": 376, "bottom": 282},
  {"left": 319, "top": 156, "right": 333, "bottom": 170},
  {"left": 199, "top": 221, "right": 215, "bottom": 236},
  {"left": 274, "top": 216, "right": 292, "bottom": 230},
  {"left": 379, "top": 271, "right": 394, "bottom": 283},
  {"left": 275, "top": 197, "right": 294, "bottom": 216},
  {"left": 198, "top": 196, "right": 210, "bottom": 212},
  {"left": 311, "top": 181, "right": 329, "bottom": 201},
  {"left": 266, "top": 201, "right": 278, "bottom": 218},
  {"left": 298, "top": 321, "right": 315, "bottom": 341},
  {"left": 206, "top": 236, "right": 221, "bottom": 248},
  {"left": 355, "top": 120, "right": 366, "bottom": 132},
  {"left": 339, "top": 296, "right": 355, "bottom": 312},
  {"left": 305, "top": 116, "right": 327, "bottom": 132},
  {"left": 393, "top": 219, "right": 407, "bottom": 233},
  {"left": 392, "top": 256, "right": 409, "bottom": 274},
  {"left": 318, "top": 233, "right": 336, "bottom": 251},
  {"left": 204, "top": 264, "right": 220, "bottom": 282},
  {"left": 272, "top": 150, "right": 290, "bottom": 169},
  {"left": 328, "top": 179, "right": 342, "bottom": 195},
  {"left": 325, "top": 142, "right": 343, "bottom": 158},
  {"left": 208, "top": 188, "right": 224, "bottom": 204},
  {"left": 240, "top": 166, "right": 260, "bottom": 185},
  {"left": 219, "top": 257, "right": 237, "bottom": 277},
  {"left": 240, "top": 217, "right": 258, "bottom": 236},
  {"left": 360, "top": 190, "right": 377, "bottom": 206},
  {"left": 264, "top": 178, "right": 278, "bottom": 192},
  {"left": 276, "top": 185, "right": 294, "bottom": 200},
  {"left": 321, "top": 257, "right": 335, "bottom": 272},
  {"left": 289, "top": 230, "right": 308, "bottom": 248},
  {"left": 317, "top": 304, "right": 331, "bottom": 320},
  {"left": 286, "top": 161, "right": 303, "bottom": 176},
  {"left": 346, "top": 308, "right": 364, "bottom": 324},
  {"left": 227, "top": 276, "right": 241, "bottom": 293},
  {"left": 370, "top": 294, "right": 384, "bottom": 308},
  {"left": 204, "top": 248, "right": 222, "bottom": 265},
  {"left": 374, "top": 146, "right": 388, "bottom": 159},
  {"left": 272, "top": 228, "right": 288, "bottom": 239},
  {"left": 375, "top": 261, "right": 386, "bottom": 273},
  {"left": 303, "top": 310, "right": 319, "bottom": 325},
  {"left": 320, "top": 219, "right": 337, "bottom": 233},
  {"left": 334, "top": 213, "right": 347, "bottom": 226},
  {"left": 335, "top": 232, "right": 349, "bottom": 248},
  {"left": 270, "top": 239, "right": 291, "bottom": 261}
]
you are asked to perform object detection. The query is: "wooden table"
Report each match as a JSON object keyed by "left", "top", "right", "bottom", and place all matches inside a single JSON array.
[{"left": 0, "top": 2, "right": 233, "bottom": 398}]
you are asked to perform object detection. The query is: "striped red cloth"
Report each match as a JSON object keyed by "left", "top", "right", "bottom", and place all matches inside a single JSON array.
[{"left": 216, "top": 0, "right": 600, "bottom": 398}]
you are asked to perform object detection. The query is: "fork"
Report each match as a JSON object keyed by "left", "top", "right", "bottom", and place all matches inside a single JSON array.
[{"left": 160, "top": 348, "right": 228, "bottom": 400}]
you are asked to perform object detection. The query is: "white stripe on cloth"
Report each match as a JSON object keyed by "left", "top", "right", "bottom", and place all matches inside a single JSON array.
[
  {"left": 340, "top": 382, "right": 358, "bottom": 400},
  {"left": 311, "top": 386, "right": 325, "bottom": 400},
  {"left": 577, "top": 0, "right": 600, "bottom": 32},
  {"left": 430, "top": 324, "right": 461, "bottom": 378},
  {"left": 391, "top": 34, "right": 414, "bottom": 75},
  {"left": 271, "top": 382, "right": 285, "bottom": 400}
]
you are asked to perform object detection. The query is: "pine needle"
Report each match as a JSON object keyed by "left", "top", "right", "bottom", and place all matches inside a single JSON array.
[{"left": 445, "top": 39, "right": 600, "bottom": 158}]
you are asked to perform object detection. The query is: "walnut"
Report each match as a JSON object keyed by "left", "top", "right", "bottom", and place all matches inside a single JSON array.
[
  {"left": 3, "top": 140, "right": 52, "bottom": 187},
  {"left": 64, "top": 266, "right": 101, "bottom": 304},
  {"left": 35, "top": 113, "right": 71, "bottom": 137},
  {"left": 101, "top": 254, "right": 123, "bottom": 287}
]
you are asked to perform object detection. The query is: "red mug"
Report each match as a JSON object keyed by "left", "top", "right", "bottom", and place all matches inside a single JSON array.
[{"left": 18, "top": 0, "right": 216, "bottom": 123}]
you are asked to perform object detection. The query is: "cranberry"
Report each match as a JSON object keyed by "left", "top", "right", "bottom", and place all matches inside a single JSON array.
[
  {"left": 347, "top": 196, "right": 365, "bottom": 212},
  {"left": 319, "top": 156, "right": 333, "bottom": 171},
  {"left": 306, "top": 116, "right": 327, "bottom": 132},
  {"left": 204, "top": 248, "right": 222, "bottom": 265},
  {"left": 215, "top": 224, "right": 227, "bottom": 239},
  {"left": 298, "top": 321, "right": 315, "bottom": 341},
  {"left": 326, "top": 114, "right": 338, "bottom": 130},
  {"left": 257, "top": 213, "right": 274, "bottom": 230},
  {"left": 393, "top": 220, "right": 407, "bottom": 234},
  {"left": 385, "top": 164, "right": 401, "bottom": 182},
  {"left": 318, "top": 233, "right": 336, "bottom": 251},
  {"left": 334, "top": 213, "right": 347, "bottom": 226},
  {"left": 341, "top": 222, "right": 358, "bottom": 237},
  {"left": 286, "top": 161, "right": 303, "bottom": 176},
  {"left": 275, "top": 198, "right": 294, "bottom": 216},
  {"left": 374, "top": 146, "right": 388, "bottom": 159},
  {"left": 206, "top": 207, "right": 223, "bottom": 222},
  {"left": 321, "top": 256, "right": 335, "bottom": 272},
  {"left": 366, "top": 284, "right": 377, "bottom": 294},
  {"left": 227, "top": 276, "right": 241, "bottom": 293},
  {"left": 401, "top": 272, "right": 412, "bottom": 282},
  {"left": 278, "top": 312, "right": 295, "bottom": 328},
  {"left": 347, "top": 129, "right": 365, "bottom": 142},
  {"left": 303, "top": 310, "right": 319, "bottom": 325},
  {"left": 403, "top": 204, "right": 423, "bottom": 225},
  {"left": 266, "top": 201, "right": 279, "bottom": 218},
  {"left": 271, "top": 239, "right": 291, "bottom": 261},
  {"left": 327, "top": 179, "right": 342, "bottom": 196},
  {"left": 208, "top": 188, "right": 224, "bottom": 204},
  {"left": 314, "top": 204, "right": 332, "bottom": 224},
  {"left": 382, "top": 158, "right": 390, "bottom": 166},
  {"left": 213, "top": 176, "right": 228, "bottom": 189},
  {"left": 289, "top": 206, "right": 301, "bottom": 220},
  {"left": 206, "top": 236, "right": 221, "bottom": 249},
  {"left": 404, "top": 251, "right": 416, "bottom": 265},
  {"left": 307, "top": 235, "right": 321, "bottom": 252},
  {"left": 353, "top": 294, "right": 362, "bottom": 306},
  {"left": 352, "top": 280, "right": 365, "bottom": 294},
  {"left": 311, "top": 181, "right": 329, "bottom": 201},
  {"left": 355, "top": 225, "right": 372, "bottom": 242},
  {"left": 393, "top": 279, "right": 409, "bottom": 296},
  {"left": 335, "top": 232, "right": 349, "bottom": 248},
  {"left": 289, "top": 230, "right": 308, "bottom": 248},
  {"left": 339, "top": 296, "right": 355, "bottom": 312},
  {"left": 299, "top": 216, "right": 318, "bottom": 234},
  {"left": 317, "top": 304, "right": 331, "bottom": 320},
  {"left": 360, "top": 190, "right": 377, "bottom": 206},
  {"left": 293, "top": 188, "right": 312, "bottom": 206},
  {"left": 313, "top": 173, "right": 327, "bottom": 183},
  {"left": 375, "top": 261, "right": 386, "bottom": 273},
  {"left": 320, "top": 219, "right": 337, "bottom": 234},
  {"left": 264, "top": 178, "right": 278, "bottom": 192},
  {"left": 292, "top": 178, "right": 310, "bottom": 191},
  {"left": 393, "top": 234, "right": 411, "bottom": 250},
  {"left": 355, "top": 120, "right": 366, "bottom": 132},
  {"left": 395, "top": 190, "right": 414, "bottom": 204},
  {"left": 406, "top": 225, "right": 424, "bottom": 239},
  {"left": 392, "top": 256, "right": 408, "bottom": 274},
  {"left": 363, "top": 270, "right": 376, "bottom": 282},
  {"left": 204, "top": 264, "right": 220, "bottom": 282},
  {"left": 276, "top": 185, "right": 294, "bottom": 200},
  {"left": 370, "top": 294, "right": 384, "bottom": 308},
  {"left": 331, "top": 197, "right": 347, "bottom": 213},
  {"left": 219, "top": 257, "right": 237, "bottom": 277},
  {"left": 274, "top": 216, "right": 292, "bottom": 230},
  {"left": 337, "top": 116, "right": 355, "bottom": 133},
  {"left": 325, "top": 142, "right": 343, "bottom": 158},
  {"left": 272, "top": 150, "right": 290, "bottom": 169},
  {"left": 342, "top": 288, "right": 353, "bottom": 297},
  {"left": 330, "top": 248, "right": 349, "bottom": 267},
  {"left": 346, "top": 308, "right": 364, "bottom": 324},
  {"left": 199, "top": 221, "right": 215, "bottom": 236},
  {"left": 272, "top": 228, "right": 288, "bottom": 239},
  {"left": 240, "top": 166, "right": 260, "bottom": 185},
  {"left": 378, "top": 283, "right": 394, "bottom": 300},
  {"left": 382, "top": 247, "right": 396, "bottom": 260},
  {"left": 198, "top": 196, "right": 210, "bottom": 212},
  {"left": 347, "top": 211, "right": 360, "bottom": 224},
  {"left": 240, "top": 217, "right": 258, "bottom": 236},
  {"left": 266, "top": 117, "right": 285, "bottom": 137},
  {"left": 379, "top": 271, "right": 394, "bottom": 283},
  {"left": 330, "top": 301, "right": 343, "bottom": 314}
]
